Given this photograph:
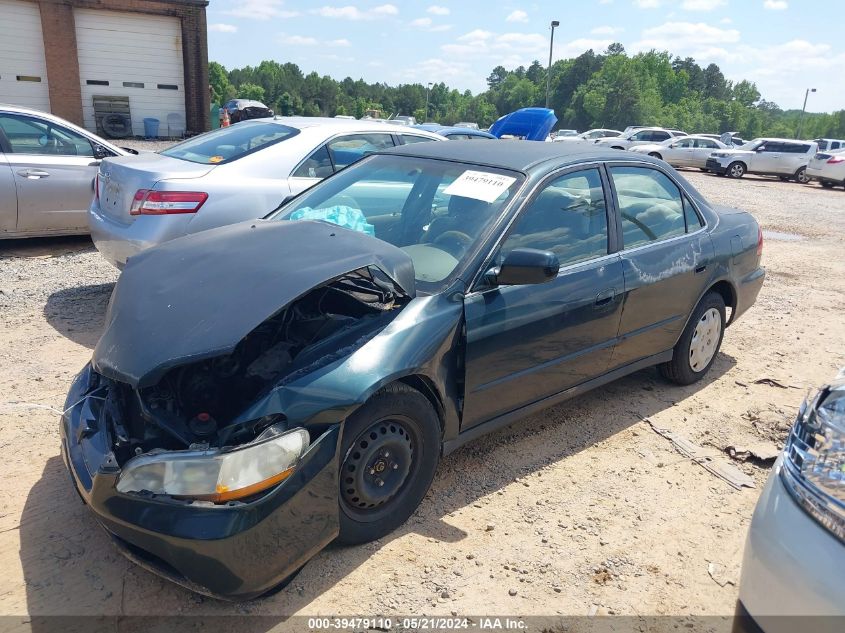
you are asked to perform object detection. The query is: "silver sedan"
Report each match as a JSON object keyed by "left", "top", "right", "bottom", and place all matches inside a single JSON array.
[
  {"left": 90, "top": 117, "right": 444, "bottom": 268},
  {"left": 1, "top": 104, "right": 129, "bottom": 239},
  {"left": 628, "top": 135, "right": 728, "bottom": 169}
]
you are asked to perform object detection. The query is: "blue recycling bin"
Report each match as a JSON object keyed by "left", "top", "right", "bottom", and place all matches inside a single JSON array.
[{"left": 143, "top": 117, "right": 160, "bottom": 138}]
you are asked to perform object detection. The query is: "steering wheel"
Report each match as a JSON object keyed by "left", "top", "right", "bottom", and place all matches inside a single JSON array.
[
  {"left": 621, "top": 213, "right": 657, "bottom": 241},
  {"left": 432, "top": 230, "right": 472, "bottom": 258}
]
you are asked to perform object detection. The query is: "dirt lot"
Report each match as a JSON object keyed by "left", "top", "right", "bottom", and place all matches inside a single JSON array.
[{"left": 1, "top": 168, "right": 844, "bottom": 624}]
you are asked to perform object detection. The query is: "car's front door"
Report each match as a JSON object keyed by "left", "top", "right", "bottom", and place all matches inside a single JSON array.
[
  {"left": 606, "top": 164, "right": 715, "bottom": 368},
  {"left": 0, "top": 112, "right": 100, "bottom": 233},
  {"left": 462, "top": 166, "right": 625, "bottom": 429},
  {"left": 666, "top": 138, "right": 694, "bottom": 166},
  {"left": 751, "top": 142, "right": 784, "bottom": 173}
]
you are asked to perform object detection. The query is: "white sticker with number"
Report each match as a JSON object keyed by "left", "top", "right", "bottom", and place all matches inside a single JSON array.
[{"left": 443, "top": 170, "right": 517, "bottom": 203}]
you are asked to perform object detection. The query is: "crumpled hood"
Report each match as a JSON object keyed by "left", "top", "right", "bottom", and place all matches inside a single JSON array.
[
  {"left": 713, "top": 149, "right": 753, "bottom": 157},
  {"left": 92, "top": 220, "right": 415, "bottom": 388}
]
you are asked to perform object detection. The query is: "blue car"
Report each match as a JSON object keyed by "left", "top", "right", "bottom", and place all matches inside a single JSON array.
[{"left": 62, "top": 140, "right": 764, "bottom": 600}]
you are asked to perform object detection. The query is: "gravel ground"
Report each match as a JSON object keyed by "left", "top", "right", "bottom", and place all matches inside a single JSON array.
[{"left": 0, "top": 167, "right": 843, "bottom": 626}]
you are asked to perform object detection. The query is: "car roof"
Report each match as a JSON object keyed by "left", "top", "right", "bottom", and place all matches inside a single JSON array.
[
  {"left": 414, "top": 124, "right": 494, "bottom": 138},
  {"left": 379, "top": 138, "right": 664, "bottom": 173}
]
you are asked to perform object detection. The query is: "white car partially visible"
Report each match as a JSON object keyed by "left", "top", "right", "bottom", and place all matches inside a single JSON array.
[
  {"left": 806, "top": 149, "right": 845, "bottom": 188},
  {"left": 594, "top": 127, "right": 687, "bottom": 150},
  {"left": 554, "top": 128, "right": 622, "bottom": 143}
]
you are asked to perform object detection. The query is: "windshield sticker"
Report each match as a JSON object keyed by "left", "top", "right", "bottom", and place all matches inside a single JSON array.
[
  {"left": 208, "top": 155, "right": 225, "bottom": 163},
  {"left": 443, "top": 170, "right": 517, "bottom": 203}
]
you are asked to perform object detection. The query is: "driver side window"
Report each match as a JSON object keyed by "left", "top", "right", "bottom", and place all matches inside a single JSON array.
[
  {"left": 499, "top": 168, "right": 609, "bottom": 268},
  {"left": 0, "top": 114, "right": 94, "bottom": 157}
]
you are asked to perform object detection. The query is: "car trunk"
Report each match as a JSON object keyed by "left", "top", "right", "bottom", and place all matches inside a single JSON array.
[
  {"left": 808, "top": 153, "right": 832, "bottom": 170},
  {"left": 97, "top": 154, "right": 216, "bottom": 225}
]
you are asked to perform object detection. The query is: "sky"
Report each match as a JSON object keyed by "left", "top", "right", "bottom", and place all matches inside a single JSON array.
[{"left": 207, "top": 0, "right": 845, "bottom": 112}]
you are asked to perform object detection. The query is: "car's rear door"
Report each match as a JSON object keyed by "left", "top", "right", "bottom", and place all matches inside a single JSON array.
[
  {"left": 0, "top": 112, "right": 98, "bottom": 233},
  {"left": 606, "top": 164, "right": 715, "bottom": 368},
  {"left": 462, "top": 166, "right": 624, "bottom": 428},
  {"left": 692, "top": 139, "right": 720, "bottom": 167}
]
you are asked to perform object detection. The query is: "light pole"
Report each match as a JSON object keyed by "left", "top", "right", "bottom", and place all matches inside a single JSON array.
[
  {"left": 796, "top": 87, "right": 816, "bottom": 139},
  {"left": 545, "top": 20, "right": 559, "bottom": 109},
  {"left": 424, "top": 82, "right": 433, "bottom": 122}
]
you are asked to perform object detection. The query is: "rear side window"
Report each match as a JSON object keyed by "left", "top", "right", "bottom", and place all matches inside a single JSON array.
[
  {"left": 784, "top": 143, "right": 812, "bottom": 154},
  {"left": 610, "top": 166, "right": 686, "bottom": 249},
  {"left": 161, "top": 122, "right": 299, "bottom": 164},
  {"left": 651, "top": 131, "right": 671, "bottom": 142},
  {"left": 328, "top": 133, "right": 395, "bottom": 170},
  {"left": 400, "top": 134, "right": 435, "bottom": 145}
]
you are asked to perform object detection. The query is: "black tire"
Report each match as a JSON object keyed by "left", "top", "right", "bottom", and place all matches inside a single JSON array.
[
  {"left": 336, "top": 383, "right": 440, "bottom": 545},
  {"left": 820, "top": 180, "right": 835, "bottom": 188},
  {"left": 649, "top": 152, "right": 662, "bottom": 159},
  {"left": 727, "top": 162, "right": 745, "bottom": 179},
  {"left": 794, "top": 167, "right": 810, "bottom": 184},
  {"left": 779, "top": 176, "right": 791, "bottom": 182},
  {"left": 611, "top": 146, "right": 625, "bottom": 150},
  {"left": 699, "top": 168, "right": 709, "bottom": 172},
  {"left": 659, "top": 292, "right": 726, "bottom": 385}
]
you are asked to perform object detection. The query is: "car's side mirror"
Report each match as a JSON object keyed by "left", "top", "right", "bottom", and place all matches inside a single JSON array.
[
  {"left": 93, "top": 144, "right": 111, "bottom": 160},
  {"left": 487, "top": 248, "right": 560, "bottom": 286}
]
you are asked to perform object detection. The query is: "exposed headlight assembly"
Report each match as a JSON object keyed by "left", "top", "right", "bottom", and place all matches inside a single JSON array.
[
  {"left": 116, "top": 426, "right": 309, "bottom": 503},
  {"left": 781, "top": 375, "right": 845, "bottom": 542}
]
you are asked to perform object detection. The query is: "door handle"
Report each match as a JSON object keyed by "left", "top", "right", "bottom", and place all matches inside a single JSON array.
[
  {"left": 695, "top": 264, "right": 707, "bottom": 274},
  {"left": 594, "top": 288, "right": 616, "bottom": 307},
  {"left": 18, "top": 169, "right": 50, "bottom": 179}
]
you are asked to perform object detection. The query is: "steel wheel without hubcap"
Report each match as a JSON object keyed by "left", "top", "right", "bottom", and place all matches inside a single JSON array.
[
  {"left": 341, "top": 417, "right": 415, "bottom": 512},
  {"left": 688, "top": 308, "right": 722, "bottom": 372}
]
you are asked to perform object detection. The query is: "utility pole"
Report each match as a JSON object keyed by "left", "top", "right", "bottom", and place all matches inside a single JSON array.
[
  {"left": 796, "top": 87, "right": 816, "bottom": 139},
  {"left": 425, "top": 82, "right": 433, "bottom": 122},
  {"left": 545, "top": 20, "right": 559, "bottom": 109}
]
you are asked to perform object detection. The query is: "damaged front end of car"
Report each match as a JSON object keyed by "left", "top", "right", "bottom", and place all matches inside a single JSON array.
[{"left": 60, "top": 220, "right": 418, "bottom": 600}]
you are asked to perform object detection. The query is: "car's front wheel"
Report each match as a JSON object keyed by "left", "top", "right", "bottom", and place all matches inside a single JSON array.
[
  {"left": 660, "top": 292, "right": 726, "bottom": 385},
  {"left": 649, "top": 152, "right": 662, "bottom": 159},
  {"left": 336, "top": 383, "right": 440, "bottom": 545},
  {"left": 727, "top": 162, "right": 746, "bottom": 179}
]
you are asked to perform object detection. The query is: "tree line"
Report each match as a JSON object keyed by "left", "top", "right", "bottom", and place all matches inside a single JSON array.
[{"left": 209, "top": 43, "right": 845, "bottom": 140}]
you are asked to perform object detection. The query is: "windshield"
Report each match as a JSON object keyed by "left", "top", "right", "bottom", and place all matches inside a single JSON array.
[
  {"left": 269, "top": 155, "right": 524, "bottom": 293},
  {"left": 160, "top": 122, "right": 299, "bottom": 165}
]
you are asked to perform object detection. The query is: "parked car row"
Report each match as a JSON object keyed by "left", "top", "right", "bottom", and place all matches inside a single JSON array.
[{"left": 706, "top": 138, "right": 818, "bottom": 183}]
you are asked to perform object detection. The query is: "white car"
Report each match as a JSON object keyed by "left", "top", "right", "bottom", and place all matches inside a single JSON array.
[
  {"left": 737, "top": 370, "right": 845, "bottom": 633},
  {"left": 1, "top": 103, "right": 130, "bottom": 239},
  {"left": 705, "top": 138, "right": 818, "bottom": 183},
  {"left": 554, "top": 128, "right": 621, "bottom": 143},
  {"left": 593, "top": 127, "right": 687, "bottom": 150},
  {"left": 628, "top": 136, "right": 728, "bottom": 169},
  {"left": 807, "top": 149, "right": 845, "bottom": 188},
  {"left": 89, "top": 117, "right": 444, "bottom": 268}
]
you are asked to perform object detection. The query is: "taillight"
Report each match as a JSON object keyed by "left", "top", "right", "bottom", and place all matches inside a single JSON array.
[
  {"left": 129, "top": 190, "right": 208, "bottom": 216},
  {"left": 756, "top": 225, "right": 763, "bottom": 257},
  {"left": 827, "top": 155, "right": 845, "bottom": 164}
]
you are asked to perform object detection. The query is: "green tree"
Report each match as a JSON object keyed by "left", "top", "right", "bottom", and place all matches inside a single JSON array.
[{"left": 237, "top": 83, "right": 265, "bottom": 101}]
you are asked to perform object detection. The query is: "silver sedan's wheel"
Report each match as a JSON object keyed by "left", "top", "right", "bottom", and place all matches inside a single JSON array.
[{"left": 688, "top": 308, "right": 722, "bottom": 372}]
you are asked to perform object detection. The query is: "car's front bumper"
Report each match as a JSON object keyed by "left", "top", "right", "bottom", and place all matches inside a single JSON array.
[
  {"left": 706, "top": 158, "right": 729, "bottom": 174},
  {"left": 60, "top": 365, "right": 341, "bottom": 601},
  {"left": 738, "top": 457, "right": 845, "bottom": 632},
  {"left": 88, "top": 199, "right": 194, "bottom": 269}
]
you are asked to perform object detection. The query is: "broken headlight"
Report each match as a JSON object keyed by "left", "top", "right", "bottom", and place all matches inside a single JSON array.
[
  {"left": 116, "top": 426, "right": 309, "bottom": 503},
  {"left": 781, "top": 373, "right": 845, "bottom": 542}
]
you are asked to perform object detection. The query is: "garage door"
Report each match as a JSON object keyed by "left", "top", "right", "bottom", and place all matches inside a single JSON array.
[
  {"left": 0, "top": 0, "right": 51, "bottom": 111},
  {"left": 74, "top": 9, "right": 185, "bottom": 137}
]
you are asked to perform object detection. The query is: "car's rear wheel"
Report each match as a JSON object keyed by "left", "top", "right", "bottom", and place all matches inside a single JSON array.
[
  {"left": 727, "top": 162, "right": 745, "bottom": 179},
  {"left": 649, "top": 152, "right": 662, "bottom": 159},
  {"left": 699, "top": 168, "right": 709, "bottom": 172},
  {"left": 611, "top": 146, "right": 625, "bottom": 150},
  {"left": 779, "top": 176, "right": 791, "bottom": 182},
  {"left": 820, "top": 180, "right": 835, "bottom": 188},
  {"left": 336, "top": 383, "right": 440, "bottom": 545},
  {"left": 659, "top": 292, "right": 726, "bottom": 385},
  {"left": 794, "top": 167, "right": 810, "bottom": 184}
]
